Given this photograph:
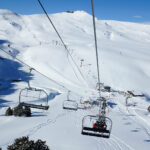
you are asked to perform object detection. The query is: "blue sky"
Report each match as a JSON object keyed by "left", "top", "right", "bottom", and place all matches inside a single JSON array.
[{"left": 0, "top": 0, "right": 150, "bottom": 22}]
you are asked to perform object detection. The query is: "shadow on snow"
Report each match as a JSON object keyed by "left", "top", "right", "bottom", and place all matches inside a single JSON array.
[
  {"left": 143, "top": 94, "right": 150, "bottom": 102},
  {"left": 107, "top": 102, "right": 117, "bottom": 108},
  {"left": 0, "top": 57, "right": 29, "bottom": 108},
  {"left": 0, "top": 39, "right": 10, "bottom": 45}
]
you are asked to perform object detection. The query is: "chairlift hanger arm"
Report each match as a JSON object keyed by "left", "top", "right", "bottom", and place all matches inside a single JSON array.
[
  {"left": 28, "top": 68, "right": 35, "bottom": 88},
  {"left": 67, "top": 90, "right": 71, "bottom": 100}
]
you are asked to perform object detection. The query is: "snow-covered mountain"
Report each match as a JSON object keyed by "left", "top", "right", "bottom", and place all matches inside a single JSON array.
[{"left": 0, "top": 9, "right": 150, "bottom": 150}]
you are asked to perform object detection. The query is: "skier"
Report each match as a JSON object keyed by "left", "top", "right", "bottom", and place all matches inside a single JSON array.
[{"left": 93, "top": 118, "right": 107, "bottom": 130}]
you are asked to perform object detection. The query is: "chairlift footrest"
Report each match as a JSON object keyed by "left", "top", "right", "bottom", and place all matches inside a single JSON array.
[
  {"left": 20, "top": 102, "right": 49, "bottom": 110},
  {"left": 82, "top": 131, "right": 110, "bottom": 138},
  {"left": 83, "top": 127, "right": 110, "bottom": 133},
  {"left": 63, "top": 107, "right": 78, "bottom": 111}
]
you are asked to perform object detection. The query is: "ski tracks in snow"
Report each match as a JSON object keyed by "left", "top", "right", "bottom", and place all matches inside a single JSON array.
[
  {"left": 1, "top": 97, "right": 146, "bottom": 150},
  {"left": 117, "top": 96, "right": 150, "bottom": 138},
  {"left": 128, "top": 107, "right": 150, "bottom": 139},
  {"left": 26, "top": 113, "right": 65, "bottom": 137},
  {"left": 91, "top": 133, "right": 134, "bottom": 150},
  {"left": 0, "top": 109, "right": 72, "bottom": 148},
  {"left": 74, "top": 108, "right": 133, "bottom": 150}
]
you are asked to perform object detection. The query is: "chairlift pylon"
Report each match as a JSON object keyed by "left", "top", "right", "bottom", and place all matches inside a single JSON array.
[
  {"left": 96, "top": 82, "right": 104, "bottom": 91},
  {"left": 63, "top": 91, "right": 78, "bottom": 111},
  {"left": 19, "top": 68, "right": 49, "bottom": 110}
]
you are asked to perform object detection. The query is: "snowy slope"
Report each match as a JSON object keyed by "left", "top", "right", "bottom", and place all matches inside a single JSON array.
[{"left": 0, "top": 9, "right": 150, "bottom": 150}]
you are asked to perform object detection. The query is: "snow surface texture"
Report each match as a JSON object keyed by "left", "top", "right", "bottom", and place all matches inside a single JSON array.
[{"left": 0, "top": 9, "right": 150, "bottom": 150}]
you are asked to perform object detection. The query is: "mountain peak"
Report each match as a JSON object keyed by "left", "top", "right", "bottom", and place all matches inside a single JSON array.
[{"left": 0, "top": 9, "right": 17, "bottom": 15}]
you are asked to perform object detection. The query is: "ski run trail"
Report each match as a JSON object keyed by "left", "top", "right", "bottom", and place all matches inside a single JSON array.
[{"left": 0, "top": 9, "right": 150, "bottom": 150}]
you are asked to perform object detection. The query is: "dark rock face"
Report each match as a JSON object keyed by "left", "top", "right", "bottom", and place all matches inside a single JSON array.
[
  {"left": 5, "top": 107, "right": 13, "bottom": 116},
  {"left": 13, "top": 105, "right": 31, "bottom": 117},
  {"left": 7, "top": 136, "right": 50, "bottom": 150},
  {"left": 5, "top": 104, "right": 31, "bottom": 117},
  {"left": 34, "top": 139, "right": 50, "bottom": 150},
  {"left": 66, "top": 10, "right": 74, "bottom": 13},
  {"left": 148, "top": 106, "right": 150, "bottom": 112}
]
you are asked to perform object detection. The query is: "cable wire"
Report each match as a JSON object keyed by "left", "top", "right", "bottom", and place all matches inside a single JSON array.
[
  {"left": 91, "top": 0, "right": 101, "bottom": 97},
  {"left": 37, "top": 0, "right": 88, "bottom": 86},
  {"left": 0, "top": 47, "right": 68, "bottom": 91},
  {"left": 91, "top": 0, "right": 106, "bottom": 116},
  {"left": 0, "top": 47, "right": 86, "bottom": 99}
]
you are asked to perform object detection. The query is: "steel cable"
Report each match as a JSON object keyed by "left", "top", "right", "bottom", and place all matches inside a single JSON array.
[{"left": 37, "top": 0, "right": 88, "bottom": 87}]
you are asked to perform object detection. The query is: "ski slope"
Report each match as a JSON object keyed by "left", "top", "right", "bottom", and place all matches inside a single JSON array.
[{"left": 0, "top": 9, "right": 150, "bottom": 150}]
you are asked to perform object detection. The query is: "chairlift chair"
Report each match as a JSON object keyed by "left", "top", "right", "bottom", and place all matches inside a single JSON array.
[
  {"left": 19, "top": 87, "right": 49, "bottom": 110},
  {"left": 19, "top": 68, "right": 49, "bottom": 110},
  {"left": 63, "top": 100, "right": 78, "bottom": 111},
  {"left": 63, "top": 91, "right": 78, "bottom": 111},
  {"left": 81, "top": 115, "right": 112, "bottom": 138}
]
